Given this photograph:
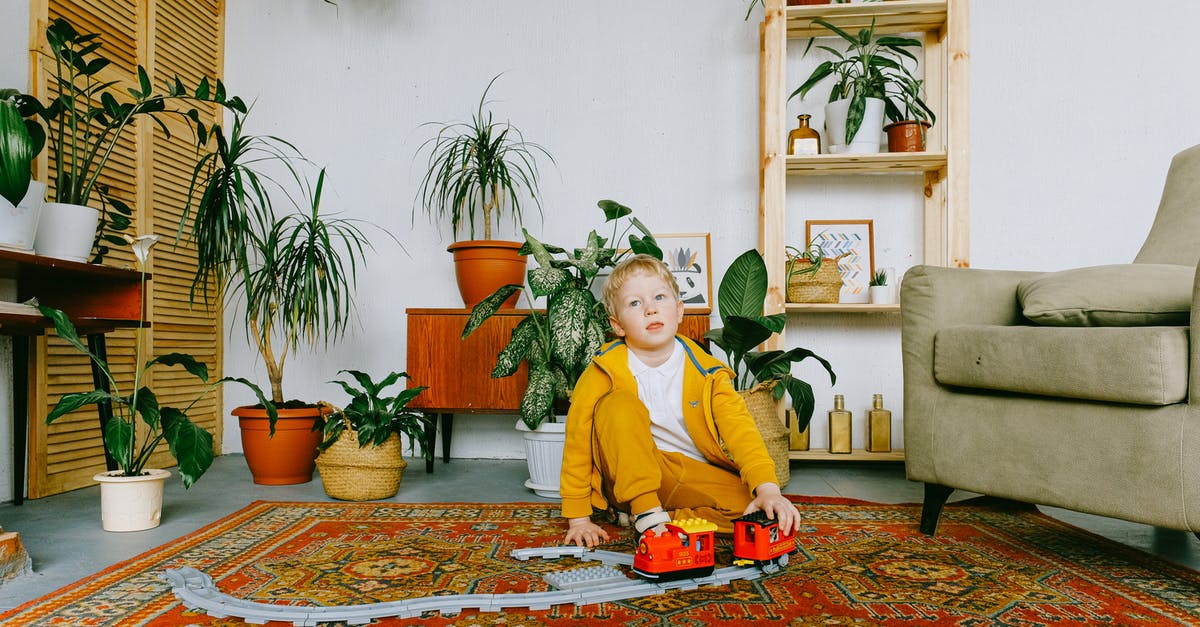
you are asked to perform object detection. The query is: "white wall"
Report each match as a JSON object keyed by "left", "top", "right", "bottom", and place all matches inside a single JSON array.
[
  {"left": 0, "top": 0, "right": 1197, "bottom": 498},
  {"left": 218, "top": 0, "right": 1200, "bottom": 458}
]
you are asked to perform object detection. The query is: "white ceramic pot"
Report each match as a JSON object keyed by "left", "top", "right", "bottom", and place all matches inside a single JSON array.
[
  {"left": 0, "top": 181, "right": 46, "bottom": 253},
  {"left": 34, "top": 202, "right": 99, "bottom": 262},
  {"left": 94, "top": 468, "right": 170, "bottom": 532},
  {"left": 824, "top": 97, "right": 885, "bottom": 154},
  {"left": 515, "top": 419, "right": 566, "bottom": 499},
  {"left": 869, "top": 285, "right": 893, "bottom": 304}
]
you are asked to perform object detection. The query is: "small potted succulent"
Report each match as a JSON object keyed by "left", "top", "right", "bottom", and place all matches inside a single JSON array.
[
  {"left": 315, "top": 370, "right": 431, "bottom": 501},
  {"left": 414, "top": 74, "right": 555, "bottom": 308}
]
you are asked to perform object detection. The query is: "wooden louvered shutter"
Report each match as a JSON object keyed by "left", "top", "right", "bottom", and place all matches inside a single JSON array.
[{"left": 27, "top": 0, "right": 226, "bottom": 498}]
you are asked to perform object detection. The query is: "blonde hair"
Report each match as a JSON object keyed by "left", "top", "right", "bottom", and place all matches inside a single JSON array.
[{"left": 602, "top": 254, "right": 680, "bottom": 317}]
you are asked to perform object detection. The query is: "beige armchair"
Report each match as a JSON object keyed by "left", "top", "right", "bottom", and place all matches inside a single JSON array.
[{"left": 901, "top": 144, "right": 1200, "bottom": 538}]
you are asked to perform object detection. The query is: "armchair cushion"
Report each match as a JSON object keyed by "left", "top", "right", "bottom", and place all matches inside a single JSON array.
[
  {"left": 1016, "top": 264, "right": 1193, "bottom": 327},
  {"left": 934, "top": 324, "right": 1189, "bottom": 405}
]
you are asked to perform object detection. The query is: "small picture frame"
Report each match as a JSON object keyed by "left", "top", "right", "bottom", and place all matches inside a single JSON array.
[
  {"left": 805, "top": 219, "right": 875, "bottom": 304},
  {"left": 655, "top": 233, "right": 713, "bottom": 313}
]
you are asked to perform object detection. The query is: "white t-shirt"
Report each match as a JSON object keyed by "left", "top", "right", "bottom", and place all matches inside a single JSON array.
[{"left": 628, "top": 343, "right": 706, "bottom": 462}]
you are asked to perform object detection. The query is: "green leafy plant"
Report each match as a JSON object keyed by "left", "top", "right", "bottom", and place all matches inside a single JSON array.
[
  {"left": 885, "top": 75, "right": 935, "bottom": 126},
  {"left": 705, "top": 249, "right": 836, "bottom": 431},
  {"left": 461, "top": 199, "right": 661, "bottom": 429},
  {"left": 30, "top": 17, "right": 245, "bottom": 263},
  {"left": 784, "top": 241, "right": 828, "bottom": 282},
  {"left": 415, "top": 73, "right": 554, "bottom": 241},
  {"left": 318, "top": 370, "right": 431, "bottom": 462},
  {"left": 0, "top": 90, "right": 44, "bottom": 207},
  {"left": 869, "top": 268, "right": 888, "bottom": 287},
  {"left": 790, "top": 18, "right": 926, "bottom": 144},
  {"left": 40, "top": 236, "right": 275, "bottom": 487}
]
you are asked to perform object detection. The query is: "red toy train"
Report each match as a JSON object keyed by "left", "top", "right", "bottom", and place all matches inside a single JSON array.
[{"left": 631, "top": 511, "right": 795, "bottom": 580}]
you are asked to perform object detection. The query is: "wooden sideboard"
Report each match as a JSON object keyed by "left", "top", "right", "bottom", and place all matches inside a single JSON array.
[
  {"left": 0, "top": 250, "right": 145, "bottom": 504},
  {"left": 405, "top": 308, "right": 711, "bottom": 471}
]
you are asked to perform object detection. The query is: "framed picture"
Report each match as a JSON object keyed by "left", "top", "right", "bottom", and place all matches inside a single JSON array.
[
  {"left": 805, "top": 219, "right": 875, "bottom": 304},
  {"left": 656, "top": 233, "right": 713, "bottom": 312}
]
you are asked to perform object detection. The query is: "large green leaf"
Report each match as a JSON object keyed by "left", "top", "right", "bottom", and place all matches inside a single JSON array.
[
  {"left": 147, "top": 353, "right": 209, "bottom": 382},
  {"left": 493, "top": 314, "right": 542, "bottom": 378},
  {"left": 0, "top": 99, "right": 34, "bottom": 206},
  {"left": 520, "top": 365, "right": 556, "bottom": 429},
  {"left": 716, "top": 250, "right": 768, "bottom": 321},
  {"left": 46, "top": 389, "right": 111, "bottom": 423},
  {"left": 548, "top": 288, "right": 594, "bottom": 381},
  {"left": 162, "top": 407, "right": 214, "bottom": 488},
  {"left": 103, "top": 417, "right": 133, "bottom": 469}
]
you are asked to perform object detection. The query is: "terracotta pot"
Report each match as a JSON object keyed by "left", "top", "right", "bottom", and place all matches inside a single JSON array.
[
  {"left": 884, "top": 120, "right": 931, "bottom": 152},
  {"left": 234, "top": 405, "right": 329, "bottom": 485},
  {"left": 446, "top": 239, "right": 527, "bottom": 308}
]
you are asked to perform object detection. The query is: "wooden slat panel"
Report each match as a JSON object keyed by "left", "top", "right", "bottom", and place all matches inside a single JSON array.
[{"left": 30, "top": 0, "right": 226, "bottom": 498}]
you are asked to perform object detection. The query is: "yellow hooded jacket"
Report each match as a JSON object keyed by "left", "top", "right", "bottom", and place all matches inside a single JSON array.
[{"left": 559, "top": 335, "right": 778, "bottom": 520}]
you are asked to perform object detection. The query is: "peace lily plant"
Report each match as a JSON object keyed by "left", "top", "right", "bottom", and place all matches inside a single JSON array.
[{"left": 41, "top": 235, "right": 276, "bottom": 487}]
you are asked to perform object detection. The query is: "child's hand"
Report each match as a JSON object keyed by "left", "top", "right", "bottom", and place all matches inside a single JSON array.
[
  {"left": 564, "top": 517, "right": 611, "bottom": 548},
  {"left": 744, "top": 482, "right": 801, "bottom": 535}
]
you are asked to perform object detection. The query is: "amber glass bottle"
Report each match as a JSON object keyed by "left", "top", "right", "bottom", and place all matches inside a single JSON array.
[{"left": 787, "top": 114, "right": 821, "bottom": 155}]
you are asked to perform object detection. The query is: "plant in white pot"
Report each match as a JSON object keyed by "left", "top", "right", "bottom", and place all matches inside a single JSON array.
[
  {"left": 462, "top": 200, "right": 660, "bottom": 498},
  {"left": 414, "top": 74, "right": 555, "bottom": 308},
  {"left": 180, "top": 111, "right": 375, "bottom": 486},
  {"left": 28, "top": 17, "right": 243, "bottom": 263},
  {"left": 315, "top": 370, "right": 431, "bottom": 501},
  {"left": 40, "top": 235, "right": 275, "bottom": 531},
  {"left": 0, "top": 89, "right": 46, "bottom": 252},
  {"left": 790, "top": 18, "right": 927, "bottom": 154}
]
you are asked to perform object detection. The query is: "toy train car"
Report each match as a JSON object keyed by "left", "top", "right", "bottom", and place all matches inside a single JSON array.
[{"left": 631, "top": 513, "right": 795, "bottom": 580}]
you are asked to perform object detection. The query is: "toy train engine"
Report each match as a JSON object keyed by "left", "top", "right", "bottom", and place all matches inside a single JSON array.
[
  {"left": 731, "top": 511, "right": 794, "bottom": 573},
  {"left": 632, "top": 518, "right": 717, "bottom": 581}
]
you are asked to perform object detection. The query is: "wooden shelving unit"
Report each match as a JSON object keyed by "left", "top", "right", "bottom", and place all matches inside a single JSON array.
[{"left": 759, "top": 0, "right": 969, "bottom": 461}]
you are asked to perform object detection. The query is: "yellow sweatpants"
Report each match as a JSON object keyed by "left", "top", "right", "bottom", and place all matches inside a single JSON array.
[{"left": 591, "top": 389, "right": 754, "bottom": 534}]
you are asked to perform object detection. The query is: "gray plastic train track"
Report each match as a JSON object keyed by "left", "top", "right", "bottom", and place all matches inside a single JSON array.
[{"left": 161, "top": 546, "right": 772, "bottom": 626}]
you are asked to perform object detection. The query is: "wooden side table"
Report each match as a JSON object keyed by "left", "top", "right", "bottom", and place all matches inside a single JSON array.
[{"left": 404, "top": 308, "right": 711, "bottom": 472}]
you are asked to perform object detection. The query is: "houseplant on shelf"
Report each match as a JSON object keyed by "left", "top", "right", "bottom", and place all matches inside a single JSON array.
[
  {"left": 414, "top": 73, "right": 555, "bottom": 308},
  {"left": 461, "top": 199, "right": 660, "bottom": 497},
  {"left": 0, "top": 89, "right": 46, "bottom": 252},
  {"left": 883, "top": 76, "right": 936, "bottom": 152},
  {"left": 315, "top": 370, "right": 431, "bottom": 501},
  {"left": 40, "top": 235, "right": 275, "bottom": 531},
  {"left": 28, "top": 17, "right": 243, "bottom": 263},
  {"left": 705, "top": 249, "right": 837, "bottom": 484},
  {"left": 180, "top": 112, "right": 374, "bottom": 485},
  {"left": 790, "top": 18, "right": 927, "bottom": 154}
]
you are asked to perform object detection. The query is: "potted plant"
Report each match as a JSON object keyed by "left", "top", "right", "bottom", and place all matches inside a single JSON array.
[
  {"left": 705, "top": 249, "right": 837, "bottom": 485},
  {"left": 883, "top": 76, "right": 936, "bottom": 152},
  {"left": 39, "top": 235, "right": 275, "bottom": 531},
  {"left": 0, "top": 89, "right": 46, "bottom": 252},
  {"left": 790, "top": 18, "right": 927, "bottom": 154},
  {"left": 461, "top": 199, "right": 660, "bottom": 496},
  {"left": 414, "top": 74, "right": 555, "bottom": 308},
  {"left": 181, "top": 113, "right": 374, "bottom": 485},
  {"left": 315, "top": 370, "right": 431, "bottom": 501},
  {"left": 28, "top": 17, "right": 242, "bottom": 263},
  {"left": 784, "top": 241, "right": 845, "bottom": 303}
]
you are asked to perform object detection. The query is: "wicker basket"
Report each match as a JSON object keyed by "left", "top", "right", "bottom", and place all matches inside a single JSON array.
[
  {"left": 738, "top": 386, "right": 790, "bottom": 488},
  {"left": 316, "top": 430, "right": 407, "bottom": 501},
  {"left": 786, "top": 255, "right": 845, "bottom": 304}
]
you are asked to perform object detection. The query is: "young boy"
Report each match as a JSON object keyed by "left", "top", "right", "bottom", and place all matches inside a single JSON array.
[{"left": 561, "top": 254, "right": 800, "bottom": 548}]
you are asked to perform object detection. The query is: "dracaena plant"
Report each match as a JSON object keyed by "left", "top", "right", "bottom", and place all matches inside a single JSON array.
[
  {"left": 705, "top": 249, "right": 837, "bottom": 431},
  {"left": 40, "top": 235, "right": 276, "bottom": 487},
  {"left": 462, "top": 200, "right": 661, "bottom": 429},
  {"left": 31, "top": 17, "right": 246, "bottom": 263},
  {"left": 790, "top": 18, "right": 927, "bottom": 144}
]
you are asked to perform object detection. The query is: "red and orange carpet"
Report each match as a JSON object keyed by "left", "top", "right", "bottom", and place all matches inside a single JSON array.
[{"left": 3, "top": 496, "right": 1199, "bottom": 625}]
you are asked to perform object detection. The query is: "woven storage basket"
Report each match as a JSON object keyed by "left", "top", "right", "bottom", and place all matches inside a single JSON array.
[
  {"left": 738, "top": 386, "right": 790, "bottom": 487},
  {"left": 316, "top": 431, "right": 407, "bottom": 501},
  {"left": 786, "top": 255, "right": 844, "bottom": 304}
]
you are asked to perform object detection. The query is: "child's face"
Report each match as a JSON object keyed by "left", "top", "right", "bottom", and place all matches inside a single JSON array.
[{"left": 609, "top": 270, "right": 684, "bottom": 353}]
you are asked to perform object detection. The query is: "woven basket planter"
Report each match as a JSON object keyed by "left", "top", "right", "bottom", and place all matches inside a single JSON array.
[
  {"left": 786, "top": 256, "right": 844, "bottom": 304},
  {"left": 738, "top": 386, "right": 790, "bottom": 488},
  {"left": 316, "top": 431, "right": 407, "bottom": 501}
]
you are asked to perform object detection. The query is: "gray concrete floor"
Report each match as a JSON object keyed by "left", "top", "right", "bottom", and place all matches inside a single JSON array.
[{"left": 0, "top": 455, "right": 1196, "bottom": 611}]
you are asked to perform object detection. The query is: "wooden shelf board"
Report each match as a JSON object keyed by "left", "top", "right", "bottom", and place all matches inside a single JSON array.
[
  {"left": 785, "top": 0, "right": 947, "bottom": 38},
  {"left": 785, "top": 152, "right": 947, "bottom": 175},
  {"left": 784, "top": 303, "right": 900, "bottom": 313},
  {"left": 789, "top": 448, "right": 905, "bottom": 462}
]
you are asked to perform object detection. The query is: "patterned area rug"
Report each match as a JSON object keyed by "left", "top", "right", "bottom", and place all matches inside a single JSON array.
[{"left": 3, "top": 496, "right": 1199, "bottom": 626}]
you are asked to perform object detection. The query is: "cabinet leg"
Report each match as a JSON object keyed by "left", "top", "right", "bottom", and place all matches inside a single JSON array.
[
  {"left": 920, "top": 483, "right": 955, "bottom": 535},
  {"left": 440, "top": 413, "right": 453, "bottom": 463},
  {"left": 422, "top": 415, "right": 436, "bottom": 474},
  {"left": 11, "top": 337, "right": 29, "bottom": 505},
  {"left": 86, "top": 334, "right": 118, "bottom": 472}
]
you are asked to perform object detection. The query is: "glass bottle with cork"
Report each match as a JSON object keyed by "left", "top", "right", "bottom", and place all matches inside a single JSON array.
[{"left": 787, "top": 114, "right": 821, "bottom": 155}]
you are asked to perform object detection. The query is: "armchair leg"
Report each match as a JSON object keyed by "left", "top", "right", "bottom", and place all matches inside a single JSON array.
[{"left": 919, "top": 483, "right": 955, "bottom": 536}]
